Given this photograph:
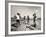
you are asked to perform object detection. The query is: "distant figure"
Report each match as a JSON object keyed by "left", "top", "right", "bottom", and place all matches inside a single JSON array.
[
  {"left": 27, "top": 16, "right": 30, "bottom": 24},
  {"left": 23, "top": 16, "right": 26, "bottom": 24},
  {"left": 33, "top": 13, "right": 36, "bottom": 22},
  {"left": 23, "top": 16, "right": 26, "bottom": 20},
  {"left": 33, "top": 13, "right": 36, "bottom": 27}
]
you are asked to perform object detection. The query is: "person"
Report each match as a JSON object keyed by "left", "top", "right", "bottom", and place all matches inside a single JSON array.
[
  {"left": 27, "top": 16, "right": 30, "bottom": 24},
  {"left": 23, "top": 16, "right": 26, "bottom": 24},
  {"left": 33, "top": 13, "right": 36, "bottom": 22},
  {"left": 33, "top": 13, "right": 36, "bottom": 27},
  {"left": 16, "top": 13, "right": 21, "bottom": 24},
  {"left": 23, "top": 16, "right": 26, "bottom": 20}
]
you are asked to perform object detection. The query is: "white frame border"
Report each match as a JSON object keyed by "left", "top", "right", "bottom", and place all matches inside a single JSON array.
[{"left": 8, "top": 3, "right": 43, "bottom": 35}]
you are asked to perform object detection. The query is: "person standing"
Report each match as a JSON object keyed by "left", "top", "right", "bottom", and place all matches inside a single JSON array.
[
  {"left": 16, "top": 13, "right": 21, "bottom": 25},
  {"left": 33, "top": 13, "right": 36, "bottom": 27},
  {"left": 27, "top": 16, "right": 30, "bottom": 24}
]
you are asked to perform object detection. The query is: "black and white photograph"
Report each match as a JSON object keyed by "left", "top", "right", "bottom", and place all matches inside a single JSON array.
[
  {"left": 7, "top": 2, "right": 45, "bottom": 35},
  {"left": 11, "top": 5, "right": 41, "bottom": 31}
]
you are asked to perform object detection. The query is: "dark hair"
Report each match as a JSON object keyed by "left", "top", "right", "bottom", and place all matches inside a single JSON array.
[{"left": 17, "top": 13, "right": 20, "bottom": 15}]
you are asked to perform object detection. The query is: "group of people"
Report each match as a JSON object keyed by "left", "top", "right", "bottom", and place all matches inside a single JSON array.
[{"left": 15, "top": 12, "right": 37, "bottom": 27}]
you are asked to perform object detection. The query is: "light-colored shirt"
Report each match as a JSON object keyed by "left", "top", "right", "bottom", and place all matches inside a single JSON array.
[{"left": 16, "top": 15, "right": 20, "bottom": 19}]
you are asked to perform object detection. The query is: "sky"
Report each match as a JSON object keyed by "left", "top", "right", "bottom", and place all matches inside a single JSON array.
[{"left": 11, "top": 5, "right": 41, "bottom": 19}]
